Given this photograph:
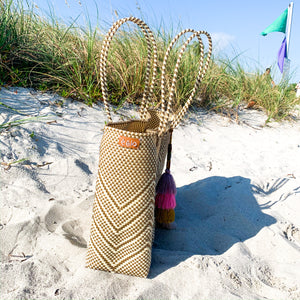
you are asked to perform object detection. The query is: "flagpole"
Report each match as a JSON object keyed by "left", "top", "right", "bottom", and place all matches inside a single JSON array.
[
  {"left": 281, "top": 2, "right": 293, "bottom": 80},
  {"left": 286, "top": 2, "right": 294, "bottom": 58}
]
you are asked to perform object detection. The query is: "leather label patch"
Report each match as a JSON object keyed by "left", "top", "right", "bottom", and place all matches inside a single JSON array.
[{"left": 118, "top": 136, "right": 140, "bottom": 150}]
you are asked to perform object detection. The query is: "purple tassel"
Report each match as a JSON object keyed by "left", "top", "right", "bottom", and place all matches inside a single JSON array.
[
  {"left": 156, "top": 169, "right": 176, "bottom": 194},
  {"left": 155, "top": 169, "right": 176, "bottom": 210}
]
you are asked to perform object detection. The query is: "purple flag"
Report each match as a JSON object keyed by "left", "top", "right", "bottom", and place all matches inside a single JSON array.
[{"left": 277, "top": 37, "right": 287, "bottom": 73}]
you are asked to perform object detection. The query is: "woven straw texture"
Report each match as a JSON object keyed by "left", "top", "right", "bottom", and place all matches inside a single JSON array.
[
  {"left": 86, "top": 17, "right": 212, "bottom": 278},
  {"left": 86, "top": 122, "right": 159, "bottom": 277},
  {"left": 86, "top": 17, "right": 166, "bottom": 278}
]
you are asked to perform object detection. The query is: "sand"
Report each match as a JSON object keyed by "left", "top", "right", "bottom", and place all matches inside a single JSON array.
[{"left": 1, "top": 86, "right": 300, "bottom": 300}]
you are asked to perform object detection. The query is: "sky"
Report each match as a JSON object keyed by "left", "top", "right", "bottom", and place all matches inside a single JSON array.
[{"left": 25, "top": 0, "right": 300, "bottom": 83}]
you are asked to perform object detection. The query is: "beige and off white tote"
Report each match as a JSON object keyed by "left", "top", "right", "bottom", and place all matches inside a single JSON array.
[
  {"left": 86, "top": 17, "right": 212, "bottom": 278},
  {"left": 86, "top": 17, "right": 170, "bottom": 278}
]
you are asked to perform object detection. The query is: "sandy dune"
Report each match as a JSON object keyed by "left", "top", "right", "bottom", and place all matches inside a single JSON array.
[{"left": 1, "top": 87, "right": 300, "bottom": 300}]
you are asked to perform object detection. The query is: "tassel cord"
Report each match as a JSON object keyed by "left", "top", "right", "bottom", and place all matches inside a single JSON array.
[{"left": 166, "top": 129, "right": 173, "bottom": 170}]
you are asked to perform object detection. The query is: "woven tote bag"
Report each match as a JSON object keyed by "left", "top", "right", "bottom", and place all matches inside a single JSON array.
[
  {"left": 86, "top": 17, "right": 171, "bottom": 278},
  {"left": 86, "top": 18, "right": 212, "bottom": 277}
]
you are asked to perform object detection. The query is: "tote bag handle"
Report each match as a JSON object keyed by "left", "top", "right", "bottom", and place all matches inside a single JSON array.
[
  {"left": 158, "top": 29, "right": 212, "bottom": 135},
  {"left": 100, "top": 17, "right": 158, "bottom": 122}
]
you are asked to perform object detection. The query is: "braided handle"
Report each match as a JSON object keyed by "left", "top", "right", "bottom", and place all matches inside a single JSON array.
[
  {"left": 158, "top": 30, "right": 212, "bottom": 134},
  {"left": 100, "top": 17, "right": 158, "bottom": 122},
  {"left": 172, "top": 31, "right": 212, "bottom": 128}
]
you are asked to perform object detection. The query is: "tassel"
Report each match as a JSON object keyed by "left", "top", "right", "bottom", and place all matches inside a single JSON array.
[
  {"left": 156, "top": 208, "right": 175, "bottom": 224},
  {"left": 155, "top": 129, "right": 176, "bottom": 226},
  {"left": 155, "top": 169, "right": 176, "bottom": 209}
]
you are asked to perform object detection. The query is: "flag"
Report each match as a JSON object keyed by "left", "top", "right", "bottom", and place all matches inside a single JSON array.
[
  {"left": 277, "top": 37, "right": 287, "bottom": 73},
  {"left": 261, "top": 8, "right": 288, "bottom": 36}
]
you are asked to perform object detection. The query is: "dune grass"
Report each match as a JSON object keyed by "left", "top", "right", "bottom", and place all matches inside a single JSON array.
[
  {"left": 1, "top": 0, "right": 299, "bottom": 122},
  {"left": 200, "top": 58, "right": 299, "bottom": 121}
]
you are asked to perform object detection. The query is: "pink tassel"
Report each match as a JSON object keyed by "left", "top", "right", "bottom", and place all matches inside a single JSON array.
[
  {"left": 155, "top": 129, "right": 177, "bottom": 218},
  {"left": 155, "top": 169, "right": 176, "bottom": 210},
  {"left": 155, "top": 193, "right": 176, "bottom": 209}
]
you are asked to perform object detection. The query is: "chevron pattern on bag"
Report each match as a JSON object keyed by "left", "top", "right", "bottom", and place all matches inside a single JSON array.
[{"left": 86, "top": 123, "right": 159, "bottom": 277}]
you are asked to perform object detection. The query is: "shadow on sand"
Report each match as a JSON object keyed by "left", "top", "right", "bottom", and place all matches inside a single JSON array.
[{"left": 150, "top": 176, "right": 276, "bottom": 278}]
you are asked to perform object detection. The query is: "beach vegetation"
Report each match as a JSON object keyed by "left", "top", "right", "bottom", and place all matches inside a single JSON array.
[
  {"left": 0, "top": 115, "right": 54, "bottom": 130},
  {"left": 0, "top": 0, "right": 299, "bottom": 122},
  {"left": 1, "top": 157, "right": 29, "bottom": 170}
]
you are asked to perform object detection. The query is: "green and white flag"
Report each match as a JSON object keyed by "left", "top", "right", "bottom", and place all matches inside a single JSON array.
[{"left": 261, "top": 8, "right": 288, "bottom": 36}]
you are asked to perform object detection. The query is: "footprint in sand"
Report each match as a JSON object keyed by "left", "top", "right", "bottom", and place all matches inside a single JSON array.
[
  {"left": 44, "top": 204, "right": 66, "bottom": 233},
  {"left": 44, "top": 202, "right": 89, "bottom": 248},
  {"left": 283, "top": 224, "right": 300, "bottom": 245},
  {"left": 61, "top": 220, "right": 87, "bottom": 248}
]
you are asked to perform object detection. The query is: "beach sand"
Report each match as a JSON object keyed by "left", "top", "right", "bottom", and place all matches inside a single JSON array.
[{"left": 1, "top": 87, "right": 300, "bottom": 300}]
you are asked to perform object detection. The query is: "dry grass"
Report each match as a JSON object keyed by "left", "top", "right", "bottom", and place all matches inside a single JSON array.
[{"left": 1, "top": 0, "right": 299, "bottom": 121}]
